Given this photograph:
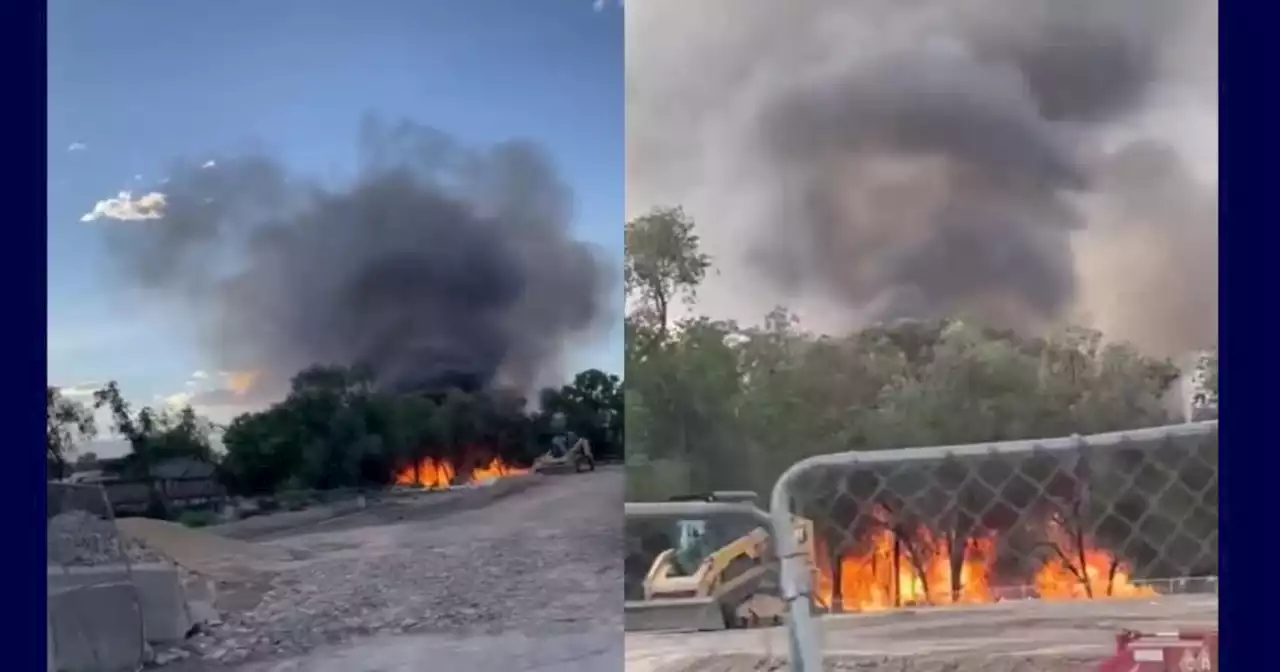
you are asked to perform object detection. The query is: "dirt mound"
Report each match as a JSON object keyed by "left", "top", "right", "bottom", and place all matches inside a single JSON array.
[{"left": 116, "top": 517, "right": 295, "bottom": 578}]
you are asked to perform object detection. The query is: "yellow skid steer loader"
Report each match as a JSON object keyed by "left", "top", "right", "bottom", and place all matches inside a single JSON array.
[
  {"left": 624, "top": 491, "right": 817, "bottom": 632},
  {"left": 532, "top": 435, "right": 595, "bottom": 474}
]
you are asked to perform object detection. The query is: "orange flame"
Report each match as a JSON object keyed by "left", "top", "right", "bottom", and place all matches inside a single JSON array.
[
  {"left": 225, "top": 370, "right": 259, "bottom": 396},
  {"left": 814, "top": 525, "right": 995, "bottom": 611},
  {"left": 813, "top": 516, "right": 1155, "bottom": 611},
  {"left": 394, "top": 451, "right": 527, "bottom": 489},
  {"left": 1034, "top": 520, "right": 1157, "bottom": 600}
]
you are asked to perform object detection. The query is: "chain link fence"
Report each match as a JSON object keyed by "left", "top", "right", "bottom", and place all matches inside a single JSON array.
[
  {"left": 768, "top": 421, "right": 1219, "bottom": 671},
  {"left": 47, "top": 481, "right": 148, "bottom": 671}
]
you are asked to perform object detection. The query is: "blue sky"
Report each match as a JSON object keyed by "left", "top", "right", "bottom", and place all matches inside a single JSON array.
[{"left": 48, "top": 0, "right": 623, "bottom": 447}]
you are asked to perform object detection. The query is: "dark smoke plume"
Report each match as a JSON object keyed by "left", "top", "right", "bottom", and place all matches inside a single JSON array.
[
  {"left": 104, "top": 118, "right": 614, "bottom": 401},
  {"left": 627, "top": 0, "right": 1217, "bottom": 353}
]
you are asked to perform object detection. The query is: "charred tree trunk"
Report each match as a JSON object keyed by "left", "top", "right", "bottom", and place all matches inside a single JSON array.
[
  {"left": 898, "top": 530, "right": 932, "bottom": 605},
  {"left": 948, "top": 528, "right": 963, "bottom": 603},
  {"left": 892, "top": 533, "right": 902, "bottom": 607},
  {"left": 1070, "top": 487, "right": 1093, "bottom": 598},
  {"left": 831, "top": 545, "right": 844, "bottom": 612}
]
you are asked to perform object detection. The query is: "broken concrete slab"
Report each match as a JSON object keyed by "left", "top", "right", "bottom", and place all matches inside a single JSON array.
[
  {"left": 48, "top": 562, "right": 193, "bottom": 644},
  {"left": 48, "top": 582, "right": 146, "bottom": 672}
]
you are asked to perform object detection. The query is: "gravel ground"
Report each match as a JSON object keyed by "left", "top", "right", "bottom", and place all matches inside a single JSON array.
[
  {"left": 150, "top": 468, "right": 624, "bottom": 671},
  {"left": 625, "top": 594, "right": 1218, "bottom": 672}
]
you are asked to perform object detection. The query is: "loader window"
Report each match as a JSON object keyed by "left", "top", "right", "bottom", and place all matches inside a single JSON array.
[
  {"left": 670, "top": 518, "right": 758, "bottom": 576},
  {"left": 672, "top": 520, "right": 710, "bottom": 575}
]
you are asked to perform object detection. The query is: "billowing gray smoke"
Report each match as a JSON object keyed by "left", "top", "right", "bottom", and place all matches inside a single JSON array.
[
  {"left": 627, "top": 0, "right": 1217, "bottom": 353},
  {"left": 105, "top": 119, "right": 614, "bottom": 400}
]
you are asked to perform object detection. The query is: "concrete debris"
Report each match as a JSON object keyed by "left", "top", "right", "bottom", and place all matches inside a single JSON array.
[
  {"left": 152, "top": 647, "right": 191, "bottom": 666},
  {"left": 48, "top": 581, "right": 147, "bottom": 672},
  {"left": 48, "top": 510, "right": 168, "bottom": 567}
]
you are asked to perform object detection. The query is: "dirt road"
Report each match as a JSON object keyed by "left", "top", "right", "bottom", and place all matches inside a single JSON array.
[
  {"left": 625, "top": 594, "right": 1219, "bottom": 672},
  {"left": 159, "top": 468, "right": 623, "bottom": 671}
]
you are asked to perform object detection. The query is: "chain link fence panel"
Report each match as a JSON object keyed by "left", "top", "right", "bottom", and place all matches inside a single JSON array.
[
  {"left": 768, "top": 421, "right": 1219, "bottom": 671},
  {"left": 47, "top": 481, "right": 149, "bottom": 671}
]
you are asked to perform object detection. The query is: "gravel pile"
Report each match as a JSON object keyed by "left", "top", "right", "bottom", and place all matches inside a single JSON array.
[
  {"left": 152, "top": 471, "right": 623, "bottom": 668},
  {"left": 47, "top": 510, "right": 169, "bottom": 567}
]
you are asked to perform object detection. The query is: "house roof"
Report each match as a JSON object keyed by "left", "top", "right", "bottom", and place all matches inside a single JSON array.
[{"left": 151, "top": 457, "right": 217, "bottom": 480}]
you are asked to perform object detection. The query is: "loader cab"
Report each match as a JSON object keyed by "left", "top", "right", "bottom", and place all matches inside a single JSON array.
[{"left": 667, "top": 515, "right": 758, "bottom": 576}]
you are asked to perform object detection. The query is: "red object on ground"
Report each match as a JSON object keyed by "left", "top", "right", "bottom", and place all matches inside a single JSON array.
[{"left": 1096, "top": 630, "right": 1218, "bottom": 672}]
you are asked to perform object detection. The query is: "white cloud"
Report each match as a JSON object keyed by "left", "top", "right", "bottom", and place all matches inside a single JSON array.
[
  {"left": 55, "top": 381, "right": 105, "bottom": 399},
  {"left": 66, "top": 142, "right": 87, "bottom": 152},
  {"left": 160, "top": 391, "right": 193, "bottom": 408},
  {"left": 191, "top": 370, "right": 208, "bottom": 380},
  {"left": 80, "top": 191, "right": 167, "bottom": 222},
  {"left": 133, "top": 174, "right": 143, "bottom": 181},
  {"left": 201, "top": 160, "right": 217, "bottom": 169}
]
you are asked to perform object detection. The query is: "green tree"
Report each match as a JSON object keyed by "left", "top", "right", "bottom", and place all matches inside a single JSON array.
[
  {"left": 92, "top": 382, "right": 152, "bottom": 478},
  {"left": 92, "top": 382, "right": 216, "bottom": 477},
  {"left": 217, "top": 363, "right": 614, "bottom": 495},
  {"left": 90, "top": 381, "right": 218, "bottom": 515},
  {"left": 220, "top": 406, "right": 304, "bottom": 495},
  {"left": 386, "top": 393, "right": 440, "bottom": 486},
  {"left": 221, "top": 365, "right": 389, "bottom": 493},
  {"left": 623, "top": 211, "right": 1186, "bottom": 502},
  {"left": 539, "top": 369, "right": 624, "bottom": 460},
  {"left": 624, "top": 207, "right": 729, "bottom": 495},
  {"left": 46, "top": 386, "right": 97, "bottom": 480},
  {"left": 625, "top": 206, "right": 711, "bottom": 343}
]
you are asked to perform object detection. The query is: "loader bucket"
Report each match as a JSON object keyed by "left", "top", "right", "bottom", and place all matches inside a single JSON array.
[{"left": 624, "top": 596, "right": 726, "bottom": 632}]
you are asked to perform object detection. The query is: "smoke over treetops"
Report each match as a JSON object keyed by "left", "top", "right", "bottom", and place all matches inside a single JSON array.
[
  {"left": 627, "top": 0, "right": 1217, "bottom": 354},
  {"left": 96, "top": 119, "right": 616, "bottom": 403}
]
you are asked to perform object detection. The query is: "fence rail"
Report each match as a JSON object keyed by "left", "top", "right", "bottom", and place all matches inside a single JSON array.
[{"left": 768, "top": 421, "right": 1219, "bottom": 671}]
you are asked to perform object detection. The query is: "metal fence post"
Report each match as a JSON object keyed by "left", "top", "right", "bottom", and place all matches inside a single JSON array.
[{"left": 770, "top": 466, "right": 823, "bottom": 670}]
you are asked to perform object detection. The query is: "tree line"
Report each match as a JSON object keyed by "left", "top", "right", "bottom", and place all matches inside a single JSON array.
[
  {"left": 623, "top": 206, "right": 1219, "bottom": 501},
  {"left": 47, "top": 366, "right": 622, "bottom": 499}
]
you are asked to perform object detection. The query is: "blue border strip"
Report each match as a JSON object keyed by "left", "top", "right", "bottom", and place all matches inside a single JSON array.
[
  {"left": 12, "top": 1, "right": 49, "bottom": 669},
  {"left": 1219, "top": 0, "right": 1273, "bottom": 668}
]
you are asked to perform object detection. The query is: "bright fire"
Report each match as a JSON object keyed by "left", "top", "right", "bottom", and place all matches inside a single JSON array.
[
  {"left": 394, "top": 452, "right": 527, "bottom": 489},
  {"left": 1033, "top": 520, "right": 1157, "bottom": 601},
  {"left": 814, "top": 525, "right": 995, "bottom": 611},
  {"left": 812, "top": 516, "right": 1156, "bottom": 612}
]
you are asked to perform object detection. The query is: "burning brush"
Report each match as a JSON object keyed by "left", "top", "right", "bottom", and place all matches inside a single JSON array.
[
  {"left": 812, "top": 506, "right": 1157, "bottom": 612},
  {"left": 394, "top": 447, "right": 528, "bottom": 489}
]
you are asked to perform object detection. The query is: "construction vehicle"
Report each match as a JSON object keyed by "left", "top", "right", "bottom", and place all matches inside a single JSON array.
[
  {"left": 532, "top": 434, "right": 595, "bottom": 474},
  {"left": 624, "top": 491, "right": 818, "bottom": 632}
]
